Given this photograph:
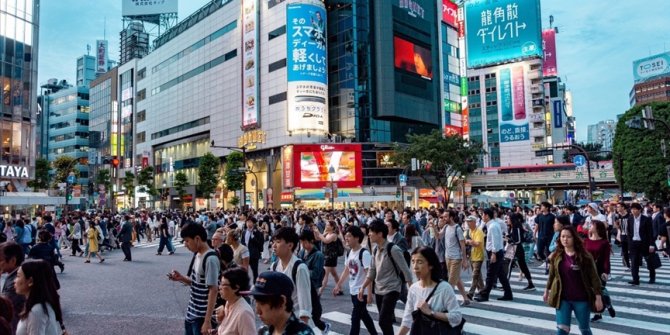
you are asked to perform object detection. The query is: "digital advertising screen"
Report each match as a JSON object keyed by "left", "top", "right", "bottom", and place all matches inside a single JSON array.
[
  {"left": 292, "top": 144, "right": 362, "bottom": 189},
  {"left": 394, "top": 36, "right": 433, "bottom": 79}
]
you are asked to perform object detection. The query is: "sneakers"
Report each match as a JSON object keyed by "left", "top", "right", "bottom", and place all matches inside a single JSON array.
[
  {"left": 607, "top": 306, "right": 616, "bottom": 318},
  {"left": 591, "top": 314, "right": 602, "bottom": 322},
  {"left": 323, "top": 322, "right": 331, "bottom": 335},
  {"left": 473, "top": 294, "right": 489, "bottom": 302},
  {"left": 522, "top": 285, "right": 536, "bottom": 291}
]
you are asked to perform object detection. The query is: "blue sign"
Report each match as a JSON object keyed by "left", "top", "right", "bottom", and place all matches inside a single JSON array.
[
  {"left": 67, "top": 175, "right": 76, "bottom": 184},
  {"left": 465, "top": 0, "right": 543, "bottom": 68},
  {"left": 633, "top": 52, "right": 670, "bottom": 82},
  {"left": 553, "top": 100, "right": 563, "bottom": 128},
  {"left": 499, "top": 123, "right": 529, "bottom": 142},
  {"left": 399, "top": 174, "right": 408, "bottom": 183},
  {"left": 499, "top": 68, "right": 513, "bottom": 121},
  {"left": 573, "top": 155, "right": 586, "bottom": 167},
  {"left": 286, "top": 3, "right": 327, "bottom": 84}
]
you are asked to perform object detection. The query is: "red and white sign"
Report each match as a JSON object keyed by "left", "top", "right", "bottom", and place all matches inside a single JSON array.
[
  {"left": 442, "top": 0, "right": 458, "bottom": 27},
  {"left": 282, "top": 146, "right": 294, "bottom": 189},
  {"left": 291, "top": 144, "right": 362, "bottom": 189},
  {"left": 444, "top": 125, "right": 462, "bottom": 137},
  {"left": 280, "top": 192, "right": 294, "bottom": 203},
  {"left": 542, "top": 29, "right": 558, "bottom": 77}
]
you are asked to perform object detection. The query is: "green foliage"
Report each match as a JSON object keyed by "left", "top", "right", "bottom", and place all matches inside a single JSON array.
[
  {"left": 224, "top": 151, "right": 245, "bottom": 192},
  {"left": 123, "top": 171, "right": 135, "bottom": 200},
  {"left": 613, "top": 101, "right": 670, "bottom": 202},
  {"left": 28, "top": 158, "right": 50, "bottom": 190},
  {"left": 137, "top": 166, "right": 158, "bottom": 197},
  {"left": 228, "top": 195, "right": 240, "bottom": 207},
  {"left": 197, "top": 152, "right": 221, "bottom": 201},
  {"left": 174, "top": 171, "right": 189, "bottom": 209},
  {"left": 51, "top": 156, "right": 79, "bottom": 187},
  {"left": 393, "top": 129, "right": 483, "bottom": 207}
]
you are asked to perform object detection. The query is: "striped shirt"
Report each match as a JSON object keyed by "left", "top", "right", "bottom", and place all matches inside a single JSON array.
[{"left": 186, "top": 250, "right": 220, "bottom": 321}]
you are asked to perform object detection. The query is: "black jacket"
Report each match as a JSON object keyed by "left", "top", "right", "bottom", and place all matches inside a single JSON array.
[
  {"left": 241, "top": 228, "right": 264, "bottom": 259},
  {"left": 652, "top": 212, "right": 665, "bottom": 238},
  {"left": 627, "top": 214, "right": 655, "bottom": 254},
  {"left": 118, "top": 221, "right": 134, "bottom": 243}
]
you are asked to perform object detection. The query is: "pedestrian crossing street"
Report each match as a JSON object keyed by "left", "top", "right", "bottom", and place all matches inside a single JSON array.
[
  {"left": 133, "top": 240, "right": 185, "bottom": 249},
  {"left": 322, "top": 254, "right": 670, "bottom": 335}
]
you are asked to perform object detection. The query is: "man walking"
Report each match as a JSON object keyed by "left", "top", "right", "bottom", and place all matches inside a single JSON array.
[
  {"left": 628, "top": 203, "right": 656, "bottom": 285},
  {"left": 443, "top": 210, "right": 471, "bottom": 305},
  {"left": 465, "top": 215, "right": 485, "bottom": 300},
  {"left": 119, "top": 215, "right": 134, "bottom": 261},
  {"left": 242, "top": 216, "right": 265, "bottom": 283},
  {"left": 474, "top": 208, "right": 513, "bottom": 302},
  {"left": 534, "top": 202, "right": 555, "bottom": 267}
]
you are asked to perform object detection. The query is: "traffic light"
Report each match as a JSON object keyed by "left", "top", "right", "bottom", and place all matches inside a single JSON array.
[
  {"left": 396, "top": 189, "right": 401, "bottom": 198},
  {"left": 65, "top": 184, "right": 73, "bottom": 201},
  {"left": 111, "top": 157, "right": 120, "bottom": 167}
]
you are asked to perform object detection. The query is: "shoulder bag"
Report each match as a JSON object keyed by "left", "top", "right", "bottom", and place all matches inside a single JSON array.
[{"left": 410, "top": 281, "right": 466, "bottom": 335}]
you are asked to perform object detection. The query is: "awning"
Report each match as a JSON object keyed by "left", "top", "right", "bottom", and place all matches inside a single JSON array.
[{"left": 334, "top": 195, "right": 402, "bottom": 202}]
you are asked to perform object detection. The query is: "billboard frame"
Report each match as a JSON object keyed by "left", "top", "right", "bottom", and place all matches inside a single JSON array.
[{"left": 291, "top": 144, "right": 362, "bottom": 189}]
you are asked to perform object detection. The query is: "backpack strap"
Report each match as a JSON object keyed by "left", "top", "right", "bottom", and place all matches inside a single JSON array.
[
  {"left": 186, "top": 252, "right": 198, "bottom": 277},
  {"left": 386, "top": 242, "right": 401, "bottom": 278},
  {"left": 359, "top": 248, "right": 367, "bottom": 264},
  {"left": 292, "top": 259, "right": 304, "bottom": 283},
  {"left": 187, "top": 250, "right": 217, "bottom": 278},
  {"left": 425, "top": 281, "right": 442, "bottom": 304}
]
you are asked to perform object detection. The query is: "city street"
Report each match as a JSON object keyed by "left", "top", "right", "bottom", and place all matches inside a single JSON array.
[{"left": 59, "top": 241, "right": 670, "bottom": 335}]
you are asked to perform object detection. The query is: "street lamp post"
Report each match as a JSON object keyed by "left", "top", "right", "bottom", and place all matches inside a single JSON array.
[
  {"left": 162, "top": 180, "right": 167, "bottom": 210},
  {"left": 210, "top": 141, "right": 247, "bottom": 210},
  {"left": 328, "top": 166, "right": 336, "bottom": 209}
]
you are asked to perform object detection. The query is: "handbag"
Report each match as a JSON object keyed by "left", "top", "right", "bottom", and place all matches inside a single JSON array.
[
  {"left": 410, "top": 281, "right": 466, "bottom": 335},
  {"left": 504, "top": 243, "right": 517, "bottom": 260},
  {"left": 646, "top": 252, "right": 662, "bottom": 270}
]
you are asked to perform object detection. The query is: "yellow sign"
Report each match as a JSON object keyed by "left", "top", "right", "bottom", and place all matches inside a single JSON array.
[{"left": 238, "top": 129, "right": 267, "bottom": 148}]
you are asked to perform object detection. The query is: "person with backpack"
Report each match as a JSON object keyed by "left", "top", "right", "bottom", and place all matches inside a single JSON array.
[
  {"left": 270, "top": 227, "right": 317, "bottom": 331},
  {"left": 333, "top": 225, "right": 377, "bottom": 335},
  {"left": 168, "top": 223, "right": 220, "bottom": 335},
  {"left": 358, "top": 219, "right": 413, "bottom": 335},
  {"left": 443, "top": 210, "right": 472, "bottom": 306},
  {"left": 508, "top": 212, "right": 535, "bottom": 291},
  {"left": 299, "top": 230, "right": 330, "bottom": 334},
  {"left": 314, "top": 220, "right": 343, "bottom": 296}
]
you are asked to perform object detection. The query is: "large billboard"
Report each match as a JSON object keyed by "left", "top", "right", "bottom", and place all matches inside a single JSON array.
[
  {"left": 633, "top": 52, "right": 670, "bottom": 82},
  {"left": 542, "top": 29, "right": 558, "bottom": 77},
  {"left": 96, "top": 40, "right": 108, "bottom": 73},
  {"left": 465, "top": 0, "right": 542, "bottom": 68},
  {"left": 242, "top": 0, "right": 260, "bottom": 128},
  {"left": 442, "top": 0, "right": 458, "bottom": 27},
  {"left": 286, "top": 3, "right": 328, "bottom": 133},
  {"left": 498, "top": 65, "right": 529, "bottom": 142},
  {"left": 394, "top": 36, "right": 433, "bottom": 79},
  {"left": 292, "top": 144, "right": 362, "bottom": 189},
  {"left": 122, "top": 0, "right": 178, "bottom": 17}
]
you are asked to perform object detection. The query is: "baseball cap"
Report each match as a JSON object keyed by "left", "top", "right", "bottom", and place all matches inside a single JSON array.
[
  {"left": 465, "top": 215, "right": 478, "bottom": 222},
  {"left": 249, "top": 271, "right": 294, "bottom": 298}
]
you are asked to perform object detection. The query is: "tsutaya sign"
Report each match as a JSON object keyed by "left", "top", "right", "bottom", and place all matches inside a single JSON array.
[{"left": 0, "top": 165, "right": 29, "bottom": 179}]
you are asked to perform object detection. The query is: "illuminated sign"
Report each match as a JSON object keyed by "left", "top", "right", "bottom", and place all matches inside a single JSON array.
[
  {"left": 280, "top": 191, "right": 294, "bottom": 203},
  {"left": 286, "top": 3, "right": 329, "bottom": 133},
  {"left": 465, "top": 0, "right": 542, "bottom": 68},
  {"left": 282, "top": 146, "right": 294, "bottom": 189},
  {"left": 376, "top": 152, "right": 398, "bottom": 168},
  {"left": 399, "top": 0, "right": 425, "bottom": 19},
  {"left": 394, "top": 36, "right": 433, "bottom": 79},
  {"left": 498, "top": 65, "right": 529, "bottom": 143},
  {"left": 237, "top": 129, "right": 267, "bottom": 148},
  {"left": 442, "top": 0, "right": 458, "bottom": 27},
  {"left": 292, "top": 144, "right": 362, "bottom": 189},
  {"left": 242, "top": 0, "right": 260, "bottom": 128},
  {"left": 0, "top": 165, "right": 29, "bottom": 179}
]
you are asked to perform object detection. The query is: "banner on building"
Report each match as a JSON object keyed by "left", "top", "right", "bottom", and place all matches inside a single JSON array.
[
  {"left": 96, "top": 40, "right": 108, "bottom": 73},
  {"left": 633, "top": 52, "right": 670, "bottom": 82},
  {"left": 242, "top": 0, "right": 260, "bottom": 128},
  {"left": 542, "top": 29, "right": 558, "bottom": 77},
  {"left": 122, "top": 0, "right": 177, "bottom": 16},
  {"left": 498, "top": 64, "right": 529, "bottom": 142},
  {"left": 442, "top": 0, "right": 458, "bottom": 27},
  {"left": 553, "top": 100, "right": 563, "bottom": 128},
  {"left": 286, "top": 2, "right": 328, "bottom": 133}
]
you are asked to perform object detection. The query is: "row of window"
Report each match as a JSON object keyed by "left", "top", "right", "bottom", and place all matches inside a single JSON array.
[
  {"left": 49, "top": 132, "right": 89, "bottom": 142},
  {"left": 151, "top": 49, "right": 237, "bottom": 96},
  {"left": 152, "top": 20, "right": 237, "bottom": 74},
  {"left": 49, "top": 119, "right": 89, "bottom": 129},
  {"left": 150, "top": 116, "right": 210, "bottom": 140}
]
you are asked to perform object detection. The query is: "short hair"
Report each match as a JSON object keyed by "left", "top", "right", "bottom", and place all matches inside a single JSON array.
[
  {"left": 299, "top": 229, "right": 316, "bottom": 243},
  {"left": 272, "top": 227, "right": 299, "bottom": 252},
  {"left": 247, "top": 216, "right": 257, "bottom": 225},
  {"left": 630, "top": 203, "right": 642, "bottom": 211},
  {"left": 541, "top": 202, "right": 553, "bottom": 210},
  {"left": 618, "top": 203, "right": 629, "bottom": 210},
  {"left": 346, "top": 225, "right": 365, "bottom": 243},
  {"left": 299, "top": 214, "right": 313, "bottom": 225},
  {"left": 217, "top": 243, "right": 234, "bottom": 263},
  {"left": 38, "top": 230, "right": 52, "bottom": 243},
  {"left": 591, "top": 220, "right": 608, "bottom": 240},
  {"left": 180, "top": 223, "right": 207, "bottom": 241},
  {"left": 43, "top": 215, "right": 53, "bottom": 223},
  {"left": 368, "top": 219, "right": 388, "bottom": 238},
  {"left": 222, "top": 267, "right": 250, "bottom": 296},
  {"left": 482, "top": 208, "right": 494, "bottom": 219},
  {"left": 0, "top": 242, "right": 24, "bottom": 267},
  {"left": 254, "top": 293, "right": 294, "bottom": 312},
  {"left": 388, "top": 219, "right": 400, "bottom": 232},
  {"left": 555, "top": 215, "right": 570, "bottom": 227},
  {"left": 227, "top": 229, "right": 241, "bottom": 241}
]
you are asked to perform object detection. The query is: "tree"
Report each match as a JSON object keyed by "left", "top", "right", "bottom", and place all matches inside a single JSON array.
[
  {"left": 393, "top": 129, "right": 483, "bottom": 207},
  {"left": 51, "top": 156, "right": 79, "bottom": 187},
  {"left": 228, "top": 195, "right": 240, "bottom": 207},
  {"left": 95, "top": 169, "right": 113, "bottom": 208},
  {"left": 613, "top": 101, "right": 670, "bottom": 202},
  {"left": 28, "top": 158, "right": 50, "bottom": 190},
  {"left": 173, "top": 171, "right": 189, "bottom": 209},
  {"left": 137, "top": 166, "right": 158, "bottom": 197},
  {"left": 223, "top": 151, "right": 245, "bottom": 196},
  {"left": 197, "top": 152, "right": 221, "bottom": 208},
  {"left": 123, "top": 171, "right": 135, "bottom": 206},
  {"left": 563, "top": 142, "right": 613, "bottom": 163}
]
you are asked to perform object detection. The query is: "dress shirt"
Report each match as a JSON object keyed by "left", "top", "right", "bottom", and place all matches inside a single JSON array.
[
  {"left": 633, "top": 215, "right": 641, "bottom": 241},
  {"left": 485, "top": 220, "right": 503, "bottom": 252}
]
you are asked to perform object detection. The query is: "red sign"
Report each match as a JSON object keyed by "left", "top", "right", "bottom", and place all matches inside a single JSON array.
[
  {"left": 142, "top": 156, "right": 149, "bottom": 169},
  {"left": 457, "top": 7, "right": 465, "bottom": 38},
  {"left": 461, "top": 95, "right": 470, "bottom": 137},
  {"left": 280, "top": 192, "right": 294, "bottom": 203},
  {"left": 444, "top": 125, "right": 462, "bottom": 137},
  {"left": 512, "top": 66, "right": 526, "bottom": 120},
  {"left": 542, "top": 29, "right": 558, "bottom": 77},
  {"left": 282, "top": 146, "right": 294, "bottom": 189},
  {"left": 292, "top": 144, "right": 362, "bottom": 189},
  {"left": 441, "top": 0, "right": 457, "bottom": 27}
]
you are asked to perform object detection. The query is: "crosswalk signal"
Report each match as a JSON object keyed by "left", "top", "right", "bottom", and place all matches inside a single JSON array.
[
  {"left": 111, "top": 157, "right": 120, "bottom": 167},
  {"left": 396, "top": 189, "right": 401, "bottom": 198}
]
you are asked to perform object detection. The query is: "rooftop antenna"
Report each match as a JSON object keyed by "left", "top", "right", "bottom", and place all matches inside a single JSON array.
[
  {"left": 549, "top": 15, "right": 554, "bottom": 28},
  {"left": 86, "top": 44, "right": 91, "bottom": 55},
  {"left": 104, "top": 17, "right": 107, "bottom": 41}
]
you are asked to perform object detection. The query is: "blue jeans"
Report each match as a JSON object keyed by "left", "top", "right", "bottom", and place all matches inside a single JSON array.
[
  {"left": 556, "top": 300, "right": 592, "bottom": 335},
  {"left": 184, "top": 318, "right": 204, "bottom": 335}
]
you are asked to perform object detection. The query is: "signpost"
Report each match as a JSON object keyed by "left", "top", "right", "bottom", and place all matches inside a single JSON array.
[
  {"left": 399, "top": 174, "right": 408, "bottom": 207},
  {"left": 573, "top": 154, "right": 586, "bottom": 167}
]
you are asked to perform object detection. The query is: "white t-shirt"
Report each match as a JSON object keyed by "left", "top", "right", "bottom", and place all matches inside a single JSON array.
[
  {"left": 347, "top": 247, "right": 371, "bottom": 295},
  {"left": 585, "top": 213, "right": 607, "bottom": 230},
  {"left": 16, "top": 303, "right": 61, "bottom": 335},
  {"left": 401, "top": 281, "right": 463, "bottom": 329}
]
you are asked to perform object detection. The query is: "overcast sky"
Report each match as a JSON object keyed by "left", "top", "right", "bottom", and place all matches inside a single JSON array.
[{"left": 38, "top": 0, "right": 670, "bottom": 142}]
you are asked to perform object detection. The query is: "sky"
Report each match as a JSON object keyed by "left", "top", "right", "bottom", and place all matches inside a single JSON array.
[{"left": 38, "top": 0, "right": 670, "bottom": 142}]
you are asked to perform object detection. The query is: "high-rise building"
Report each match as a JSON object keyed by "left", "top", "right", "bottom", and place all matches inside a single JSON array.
[
  {"left": 76, "top": 54, "right": 97, "bottom": 87},
  {"left": 587, "top": 120, "right": 616, "bottom": 151},
  {"left": 629, "top": 52, "right": 670, "bottom": 107},
  {"left": 1, "top": 0, "right": 40, "bottom": 193}
]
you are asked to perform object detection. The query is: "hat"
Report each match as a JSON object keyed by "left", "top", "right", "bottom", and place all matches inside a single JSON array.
[
  {"left": 588, "top": 203, "right": 599, "bottom": 211},
  {"left": 465, "top": 215, "right": 478, "bottom": 222},
  {"left": 249, "top": 271, "right": 294, "bottom": 298}
]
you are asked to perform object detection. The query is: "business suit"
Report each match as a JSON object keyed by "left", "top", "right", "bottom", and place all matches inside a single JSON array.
[
  {"left": 627, "top": 214, "right": 656, "bottom": 284},
  {"left": 241, "top": 227, "right": 264, "bottom": 282},
  {"left": 652, "top": 211, "right": 665, "bottom": 239},
  {"left": 570, "top": 212, "right": 584, "bottom": 228},
  {"left": 118, "top": 220, "right": 134, "bottom": 261}
]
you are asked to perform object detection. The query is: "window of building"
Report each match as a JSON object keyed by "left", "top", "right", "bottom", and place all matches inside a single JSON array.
[
  {"left": 150, "top": 116, "right": 210, "bottom": 140},
  {"left": 136, "top": 131, "right": 145, "bottom": 144},
  {"left": 136, "top": 89, "right": 146, "bottom": 102},
  {"left": 268, "top": 58, "right": 286, "bottom": 72},
  {"left": 137, "top": 68, "right": 146, "bottom": 81},
  {"left": 268, "top": 25, "right": 286, "bottom": 40},
  {"left": 269, "top": 92, "right": 287, "bottom": 105},
  {"left": 137, "top": 110, "right": 146, "bottom": 122}
]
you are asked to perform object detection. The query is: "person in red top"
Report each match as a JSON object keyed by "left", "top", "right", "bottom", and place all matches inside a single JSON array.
[{"left": 584, "top": 220, "right": 615, "bottom": 322}]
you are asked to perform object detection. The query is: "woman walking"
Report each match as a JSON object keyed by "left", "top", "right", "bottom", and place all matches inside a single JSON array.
[
  {"left": 543, "top": 226, "right": 603, "bottom": 335},
  {"left": 315, "top": 220, "right": 342, "bottom": 296},
  {"left": 214, "top": 268, "right": 256, "bottom": 334},
  {"left": 85, "top": 221, "right": 105, "bottom": 263},
  {"left": 509, "top": 213, "right": 535, "bottom": 290},
  {"left": 68, "top": 219, "right": 84, "bottom": 257},
  {"left": 585, "top": 220, "right": 615, "bottom": 322},
  {"left": 14, "top": 260, "right": 68, "bottom": 335}
]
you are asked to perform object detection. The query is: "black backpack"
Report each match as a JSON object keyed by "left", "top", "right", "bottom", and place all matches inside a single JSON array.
[
  {"left": 187, "top": 250, "right": 221, "bottom": 278},
  {"left": 346, "top": 248, "right": 369, "bottom": 266}
]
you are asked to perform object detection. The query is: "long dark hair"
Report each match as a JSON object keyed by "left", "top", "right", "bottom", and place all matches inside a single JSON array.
[
  {"left": 555, "top": 226, "right": 590, "bottom": 266},
  {"left": 411, "top": 246, "right": 442, "bottom": 283},
  {"left": 19, "top": 260, "right": 64, "bottom": 326}
]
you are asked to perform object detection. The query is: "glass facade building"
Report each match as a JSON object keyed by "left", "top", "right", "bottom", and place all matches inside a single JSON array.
[{"left": 0, "top": 0, "right": 39, "bottom": 172}]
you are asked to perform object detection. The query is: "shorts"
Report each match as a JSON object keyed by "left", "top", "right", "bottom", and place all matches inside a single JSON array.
[
  {"left": 325, "top": 254, "right": 338, "bottom": 267},
  {"left": 447, "top": 258, "right": 462, "bottom": 286}
]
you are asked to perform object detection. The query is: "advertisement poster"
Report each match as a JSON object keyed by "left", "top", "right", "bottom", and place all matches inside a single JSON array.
[
  {"left": 553, "top": 100, "right": 563, "bottom": 128},
  {"left": 291, "top": 144, "right": 362, "bottom": 189},
  {"left": 442, "top": 0, "right": 458, "bottom": 27},
  {"left": 465, "top": 0, "right": 542, "bottom": 68},
  {"left": 282, "top": 145, "right": 294, "bottom": 189},
  {"left": 498, "top": 65, "right": 529, "bottom": 142},
  {"left": 286, "top": 3, "right": 328, "bottom": 133},
  {"left": 542, "top": 29, "right": 558, "bottom": 77},
  {"left": 242, "top": 0, "right": 260, "bottom": 128},
  {"left": 394, "top": 36, "right": 433, "bottom": 79},
  {"left": 96, "top": 40, "right": 108, "bottom": 73},
  {"left": 632, "top": 52, "right": 670, "bottom": 82},
  {"left": 122, "top": 0, "right": 177, "bottom": 16}
]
